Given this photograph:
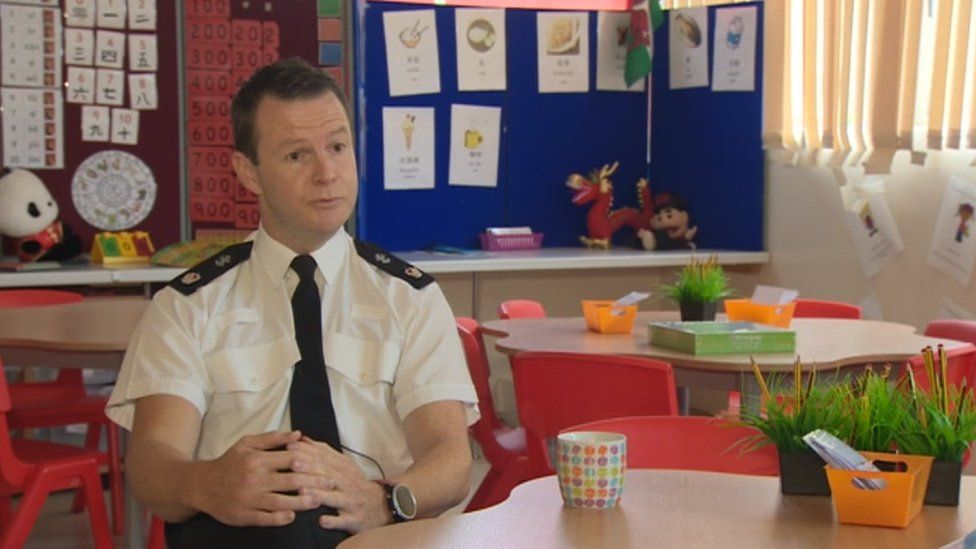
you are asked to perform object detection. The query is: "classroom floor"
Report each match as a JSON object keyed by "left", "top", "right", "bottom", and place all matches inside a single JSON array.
[{"left": 19, "top": 456, "right": 491, "bottom": 548}]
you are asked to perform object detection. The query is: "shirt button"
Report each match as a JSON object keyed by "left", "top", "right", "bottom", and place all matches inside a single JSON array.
[{"left": 360, "top": 373, "right": 369, "bottom": 382}]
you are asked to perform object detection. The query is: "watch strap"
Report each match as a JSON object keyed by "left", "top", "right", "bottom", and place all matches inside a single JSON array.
[{"left": 376, "top": 480, "right": 408, "bottom": 523}]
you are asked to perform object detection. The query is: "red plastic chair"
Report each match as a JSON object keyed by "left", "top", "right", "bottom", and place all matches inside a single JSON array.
[
  {"left": 924, "top": 319, "right": 976, "bottom": 344},
  {"left": 497, "top": 300, "right": 546, "bottom": 320},
  {"left": 456, "top": 317, "right": 529, "bottom": 511},
  {"left": 0, "top": 289, "right": 123, "bottom": 534},
  {"left": 899, "top": 343, "right": 976, "bottom": 394},
  {"left": 148, "top": 515, "right": 166, "bottom": 549},
  {"left": 512, "top": 352, "right": 679, "bottom": 478},
  {"left": 0, "top": 354, "right": 113, "bottom": 548},
  {"left": 564, "top": 416, "right": 779, "bottom": 476},
  {"left": 792, "top": 298, "right": 862, "bottom": 319}
]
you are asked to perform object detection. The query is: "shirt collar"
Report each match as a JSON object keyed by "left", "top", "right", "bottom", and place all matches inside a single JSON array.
[{"left": 253, "top": 226, "right": 351, "bottom": 288}]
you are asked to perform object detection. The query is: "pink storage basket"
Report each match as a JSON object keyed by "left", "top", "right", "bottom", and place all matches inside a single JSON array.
[{"left": 479, "top": 233, "right": 544, "bottom": 251}]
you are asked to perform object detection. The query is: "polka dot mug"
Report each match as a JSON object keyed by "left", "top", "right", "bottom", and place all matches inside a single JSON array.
[{"left": 556, "top": 431, "right": 627, "bottom": 509}]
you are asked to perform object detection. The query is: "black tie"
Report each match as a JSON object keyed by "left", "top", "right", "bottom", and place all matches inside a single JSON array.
[
  {"left": 165, "top": 255, "right": 349, "bottom": 548},
  {"left": 288, "top": 254, "right": 341, "bottom": 448}
]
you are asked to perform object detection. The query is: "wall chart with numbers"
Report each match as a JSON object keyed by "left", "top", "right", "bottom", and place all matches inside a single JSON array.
[
  {"left": 0, "top": 1, "right": 322, "bottom": 253},
  {"left": 182, "top": 0, "right": 317, "bottom": 241}
]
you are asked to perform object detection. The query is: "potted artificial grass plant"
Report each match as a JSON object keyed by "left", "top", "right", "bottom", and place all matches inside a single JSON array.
[
  {"left": 738, "top": 359, "right": 851, "bottom": 495},
  {"left": 738, "top": 350, "right": 976, "bottom": 503},
  {"left": 660, "top": 255, "right": 732, "bottom": 321},
  {"left": 896, "top": 346, "right": 976, "bottom": 506}
]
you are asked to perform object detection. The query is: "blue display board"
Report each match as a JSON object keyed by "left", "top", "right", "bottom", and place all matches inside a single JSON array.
[
  {"left": 649, "top": 3, "right": 764, "bottom": 251},
  {"left": 354, "top": 1, "right": 763, "bottom": 252}
]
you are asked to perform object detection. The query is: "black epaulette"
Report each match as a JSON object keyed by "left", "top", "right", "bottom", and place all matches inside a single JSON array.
[
  {"left": 168, "top": 242, "right": 254, "bottom": 296},
  {"left": 355, "top": 240, "right": 434, "bottom": 290}
]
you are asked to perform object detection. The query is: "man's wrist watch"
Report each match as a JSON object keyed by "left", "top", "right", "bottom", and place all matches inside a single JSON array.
[{"left": 377, "top": 481, "right": 417, "bottom": 523}]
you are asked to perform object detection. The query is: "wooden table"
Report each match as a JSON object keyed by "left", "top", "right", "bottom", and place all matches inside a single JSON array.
[
  {"left": 340, "top": 470, "right": 976, "bottom": 548},
  {"left": 0, "top": 295, "right": 150, "bottom": 547},
  {"left": 482, "top": 314, "right": 964, "bottom": 396}
]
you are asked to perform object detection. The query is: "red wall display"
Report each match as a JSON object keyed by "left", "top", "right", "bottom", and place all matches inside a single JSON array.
[
  {"left": 184, "top": 1, "right": 318, "bottom": 239},
  {"left": 0, "top": 1, "right": 182, "bottom": 252},
  {"left": 0, "top": 2, "right": 320, "bottom": 254}
]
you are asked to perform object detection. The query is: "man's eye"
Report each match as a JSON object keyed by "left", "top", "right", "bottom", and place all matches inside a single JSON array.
[
  {"left": 286, "top": 151, "right": 302, "bottom": 161},
  {"left": 330, "top": 143, "right": 347, "bottom": 153}
]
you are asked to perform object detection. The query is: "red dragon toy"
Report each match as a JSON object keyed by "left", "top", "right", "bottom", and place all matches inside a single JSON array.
[{"left": 567, "top": 161, "right": 654, "bottom": 249}]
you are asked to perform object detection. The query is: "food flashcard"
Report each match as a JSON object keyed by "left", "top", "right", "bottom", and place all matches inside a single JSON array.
[
  {"left": 456, "top": 9, "right": 506, "bottom": 91},
  {"left": 537, "top": 12, "right": 589, "bottom": 93},
  {"left": 383, "top": 10, "right": 440, "bottom": 97}
]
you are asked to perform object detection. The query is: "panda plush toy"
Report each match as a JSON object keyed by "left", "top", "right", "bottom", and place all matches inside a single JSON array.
[{"left": 0, "top": 167, "right": 81, "bottom": 263}]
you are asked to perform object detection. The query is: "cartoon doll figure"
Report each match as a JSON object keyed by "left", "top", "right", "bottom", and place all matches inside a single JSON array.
[
  {"left": 956, "top": 203, "right": 974, "bottom": 243},
  {"left": 648, "top": 193, "right": 698, "bottom": 250},
  {"left": 859, "top": 203, "right": 878, "bottom": 237}
]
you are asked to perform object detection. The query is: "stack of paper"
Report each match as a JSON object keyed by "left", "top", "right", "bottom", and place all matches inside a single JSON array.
[{"left": 803, "top": 429, "right": 885, "bottom": 490}]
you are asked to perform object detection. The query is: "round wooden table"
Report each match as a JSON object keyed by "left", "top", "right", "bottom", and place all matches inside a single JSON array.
[
  {"left": 481, "top": 313, "right": 950, "bottom": 374},
  {"left": 340, "top": 470, "right": 976, "bottom": 548},
  {"left": 0, "top": 295, "right": 148, "bottom": 369}
]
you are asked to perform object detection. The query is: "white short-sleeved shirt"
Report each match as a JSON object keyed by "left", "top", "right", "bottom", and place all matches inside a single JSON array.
[{"left": 106, "top": 227, "right": 479, "bottom": 479}]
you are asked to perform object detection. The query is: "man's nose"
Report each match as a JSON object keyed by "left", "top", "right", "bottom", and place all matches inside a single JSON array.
[{"left": 313, "top": 152, "right": 336, "bottom": 183}]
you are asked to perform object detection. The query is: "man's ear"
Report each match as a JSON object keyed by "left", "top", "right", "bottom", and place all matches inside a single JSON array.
[{"left": 232, "top": 151, "right": 262, "bottom": 196}]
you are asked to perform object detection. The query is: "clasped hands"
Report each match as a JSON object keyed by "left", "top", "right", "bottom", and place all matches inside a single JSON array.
[{"left": 190, "top": 430, "right": 390, "bottom": 532}]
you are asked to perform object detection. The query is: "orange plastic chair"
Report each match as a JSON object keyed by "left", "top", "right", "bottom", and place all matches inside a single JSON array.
[
  {"left": 0, "top": 289, "right": 123, "bottom": 534},
  {"left": 0, "top": 354, "right": 113, "bottom": 548},
  {"left": 924, "top": 319, "right": 976, "bottom": 344},
  {"left": 456, "top": 317, "right": 529, "bottom": 511},
  {"left": 512, "top": 352, "right": 679, "bottom": 478},
  {"left": 497, "top": 300, "right": 546, "bottom": 320},
  {"left": 564, "top": 416, "right": 779, "bottom": 476},
  {"left": 792, "top": 298, "right": 862, "bottom": 319}
]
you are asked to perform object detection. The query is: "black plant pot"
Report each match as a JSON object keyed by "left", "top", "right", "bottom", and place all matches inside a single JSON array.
[
  {"left": 679, "top": 301, "right": 718, "bottom": 322},
  {"left": 924, "top": 460, "right": 962, "bottom": 506},
  {"left": 778, "top": 451, "right": 831, "bottom": 496}
]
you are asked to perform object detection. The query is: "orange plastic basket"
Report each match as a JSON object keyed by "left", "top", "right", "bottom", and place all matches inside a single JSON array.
[
  {"left": 581, "top": 300, "right": 637, "bottom": 334},
  {"left": 825, "top": 452, "right": 933, "bottom": 528},
  {"left": 723, "top": 299, "right": 796, "bottom": 328}
]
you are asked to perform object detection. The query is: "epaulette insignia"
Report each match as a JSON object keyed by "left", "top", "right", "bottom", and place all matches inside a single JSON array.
[
  {"left": 168, "top": 241, "right": 254, "bottom": 296},
  {"left": 355, "top": 240, "right": 434, "bottom": 290}
]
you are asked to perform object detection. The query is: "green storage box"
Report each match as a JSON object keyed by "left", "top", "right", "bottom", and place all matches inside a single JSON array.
[{"left": 648, "top": 321, "right": 796, "bottom": 355}]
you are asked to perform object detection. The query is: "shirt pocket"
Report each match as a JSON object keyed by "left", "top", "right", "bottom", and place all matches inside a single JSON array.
[
  {"left": 323, "top": 332, "right": 400, "bottom": 386},
  {"left": 207, "top": 337, "right": 300, "bottom": 393}
]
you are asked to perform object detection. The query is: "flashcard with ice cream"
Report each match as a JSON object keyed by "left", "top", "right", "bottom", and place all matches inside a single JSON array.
[
  {"left": 383, "top": 10, "right": 441, "bottom": 97},
  {"left": 383, "top": 107, "right": 435, "bottom": 190}
]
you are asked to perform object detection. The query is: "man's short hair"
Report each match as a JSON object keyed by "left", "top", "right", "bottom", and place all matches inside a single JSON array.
[{"left": 231, "top": 57, "right": 350, "bottom": 164}]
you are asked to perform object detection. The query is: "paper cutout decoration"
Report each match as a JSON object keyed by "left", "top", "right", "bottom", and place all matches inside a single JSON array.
[
  {"left": 840, "top": 178, "right": 903, "bottom": 279},
  {"left": 90, "top": 230, "right": 155, "bottom": 265},
  {"left": 927, "top": 176, "right": 976, "bottom": 286},
  {"left": 71, "top": 150, "right": 157, "bottom": 230}
]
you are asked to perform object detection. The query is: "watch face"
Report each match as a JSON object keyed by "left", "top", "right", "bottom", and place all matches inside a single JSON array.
[{"left": 392, "top": 484, "right": 418, "bottom": 519}]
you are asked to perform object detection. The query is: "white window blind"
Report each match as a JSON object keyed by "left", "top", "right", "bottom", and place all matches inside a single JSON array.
[{"left": 764, "top": 0, "right": 976, "bottom": 168}]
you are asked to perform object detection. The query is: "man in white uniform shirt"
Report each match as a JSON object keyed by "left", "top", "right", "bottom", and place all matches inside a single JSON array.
[{"left": 106, "top": 58, "right": 479, "bottom": 548}]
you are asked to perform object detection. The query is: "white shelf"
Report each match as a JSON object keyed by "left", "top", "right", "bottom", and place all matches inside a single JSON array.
[
  {"left": 0, "top": 248, "right": 770, "bottom": 287},
  {"left": 400, "top": 248, "right": 770, "bottom": 274}
]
